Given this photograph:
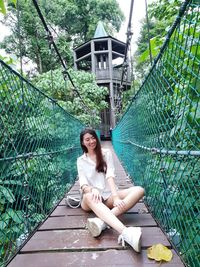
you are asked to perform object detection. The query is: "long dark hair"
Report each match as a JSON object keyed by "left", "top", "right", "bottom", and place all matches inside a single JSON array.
[{"left": 80, "top": 128, "right": 107, "bottom": 173}]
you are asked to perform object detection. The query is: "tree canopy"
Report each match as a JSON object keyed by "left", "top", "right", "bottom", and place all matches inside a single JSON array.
[
  {"left": 34, "top": 68, "right": 108, "bottom": 126},
  {"left": 0, "top": 0, "right": 124, "bottom": 74},
  {"left": 121, "top": 0, "right": 191, "bottom": 111},
  {"left": 134, "top": 0, "right": 184, "bottom": 81}
]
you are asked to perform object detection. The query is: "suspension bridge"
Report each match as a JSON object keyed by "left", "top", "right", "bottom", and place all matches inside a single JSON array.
[{"left": 0, "top": 0, "right": 199, "bottom": 266}]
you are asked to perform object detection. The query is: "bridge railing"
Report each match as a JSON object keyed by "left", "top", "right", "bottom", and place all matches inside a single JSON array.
[
  {"left": 0, "top": 59, "right": 85, "bottom": 266},
  {"left": 112, "top": 1, "right": 199, "bottom": 267}
]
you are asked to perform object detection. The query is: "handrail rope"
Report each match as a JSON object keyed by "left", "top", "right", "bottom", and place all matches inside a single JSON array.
[
  {"left": 115, "top": 0, "right": 191, "bottom": 128},
  {"left": 0, "top": 59, "right": 84, "bottom": 125},
  {"left": 31, "top": 0, "right": 93, "bottom": 116},
  {"left": 117, "top": 140, "right": 200, "bottom": 156},
  {"left": 0, "top": 146, "right": 80, "bottom": 162},
  {"left": 120, "top": 0, "right": 134, "bottom": 87}
]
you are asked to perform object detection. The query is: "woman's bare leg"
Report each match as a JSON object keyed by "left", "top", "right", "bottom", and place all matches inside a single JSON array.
[
  {"left": 105, "top": 186, "right": 145, "bottom": 217},
  {"left": 82, "top": 188, "right": 144, "bottom": 252},
  {"left": 81, "top": 192, "right": 125, "bottom": 234}
]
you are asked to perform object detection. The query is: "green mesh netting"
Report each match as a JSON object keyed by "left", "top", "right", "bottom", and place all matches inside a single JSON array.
[
  {"left": 112, "top": 1, "right": 199, "bottom": 267},
  {"left": 0, "top": 59, "right": 85, "bottom": 266}
]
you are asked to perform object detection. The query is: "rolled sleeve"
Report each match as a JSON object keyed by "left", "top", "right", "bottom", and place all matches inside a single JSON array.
[
  {"left": 77, "top": 158, "right": 88, "bottom": 187},
  {"left": 105, "top": 149, "right": 115, "bottom": 179}
]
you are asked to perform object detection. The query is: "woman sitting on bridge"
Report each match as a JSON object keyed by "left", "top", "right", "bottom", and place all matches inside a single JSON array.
[{"left": 77, "top": 128, "right": 145, "bottom": 253}]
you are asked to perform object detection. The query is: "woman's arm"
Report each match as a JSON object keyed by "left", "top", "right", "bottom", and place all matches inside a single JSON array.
[
  {"left": 77, "top": 158, "right": 101, "bottom": 203},
  {"left": 104, "top": 149, "right": 118, "bottom": 197},
  {"left": 107, "top": 176, "right": 125, "bottom": 209},
  {"left": 107, "top": 176, "right": 118, "bottom": 197},
  {"left": 81, "top": 184, "right": 101, "bottom": 203},
  {"left": 105, "top": 149, "right": 125, "bottom": 209}
]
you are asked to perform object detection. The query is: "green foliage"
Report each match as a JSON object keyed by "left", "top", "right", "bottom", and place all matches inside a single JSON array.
[
  {"left": 0, "top": 0, "right": 16, "bottom": 15},
  {"left": 0, "top": 0, "right": 6, "bottom": 15},
  {"left": 148, "top": 0, "right": 184, "bottom": 21},
  {"left": 0, "top": 0, "right": 73, "bottom": 74},
  {"left": 0, "top": 58, "right": 84, "bottom": 265},
  {"left": 0, "top": 0, "right": 124, "bottom": 74},
  {"left": 123, "top": 0, "right": 198, "bottom": 111},
  {"left": 138, "top": 36, "right": 164, "bottom": 64},
  {"left": 144, "top": 154, "right": 199, "bottom": 267},
  {"left": 121, "top": 13, "right": 169, "bottom": 112},
  {"left": 134, "top": 0, "right": 183, "bottom": 81},
  {"left": 113, "top": 2, "right": 200, "bottom": 267},
  {"left": 0, "top": 1, "right": 121, "bottom": 265},
  {"left": 0, "top": 172, "right": 26, "bottom": 263},
  {"left": 42, "top": 0, "right": 124, "bottom": 43},
  {"left": 34, "top": 68, "right": 108, "bottom": 126},
  {"left": 0, "top": 52, "right": 18, "bottom": 71}
]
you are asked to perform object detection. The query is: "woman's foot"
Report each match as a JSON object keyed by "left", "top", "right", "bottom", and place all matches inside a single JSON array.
[
  {"left": 118, "top": 227, "right": 142, "bottom": 252},
  {"left": 86, "top": 217, "right": 107, "bottom": 237}
]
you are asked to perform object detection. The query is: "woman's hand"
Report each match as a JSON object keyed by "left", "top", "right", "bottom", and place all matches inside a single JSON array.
[
  {"left": 113, "top": 195, "right": 125, "bottom": 210},
  {"left": 91, "top": 188, "right": 102, "bottom": 203}
]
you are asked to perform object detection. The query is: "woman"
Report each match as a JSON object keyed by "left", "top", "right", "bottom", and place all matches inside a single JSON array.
[{"left": 77, "top": 128, "right": 145, "bottom": 252}]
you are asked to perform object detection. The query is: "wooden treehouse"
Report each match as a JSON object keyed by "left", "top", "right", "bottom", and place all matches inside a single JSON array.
[{"left": 73, "top": 22, "right": 131, "bottom": 139}]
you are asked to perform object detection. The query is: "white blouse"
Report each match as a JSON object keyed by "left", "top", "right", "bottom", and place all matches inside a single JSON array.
[{"left": 77, "top": 148, "right": 116, "bottom": 200}]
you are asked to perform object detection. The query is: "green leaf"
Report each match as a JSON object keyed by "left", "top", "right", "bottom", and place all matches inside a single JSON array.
[
  {"left": 7, "top": 209, "right": 23, "bottom": 224},
  {"left": 0, "top": 0, "right": 6, "bottom": 15},
  {"left": 0, "top": 185, "right": 15, "bottom": 203},
  {"left": 3, "top": 180, "right": 22, "bottom": 186},
  {"left": 139, "top": 49, "right": 150, "bottom": 63},
  {"left": 0, "top": 220, "right": 7, "bottom": 230},
  {"left": 8, "top": 0, "right": 16, "bottom": 7}
]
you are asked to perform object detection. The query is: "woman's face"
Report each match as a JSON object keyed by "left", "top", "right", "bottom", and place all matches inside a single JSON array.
[{"left": 82, "top": 133, "right": 97, "bottom": 151}]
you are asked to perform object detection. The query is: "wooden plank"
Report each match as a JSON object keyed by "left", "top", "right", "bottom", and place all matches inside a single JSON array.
[
  {"left": 8, "top": 250, "right": 184, "bottom": 267},
  {"left": 21, "top": 227, "right": 171, "bottom": 252},
  {"left": 39, "top": 213, "right": 155, "bottom": 230},
  {"left": 68, "top": 189, "right": 80, "bottom": 194},
  {"left": 68, "top": 186, "right": 80, "bottom": 190},
  {"left": 50, "top": 203, "right": 147, "bottom": 217},
  {"left": 127, "top": 204, "right": 148, "bottom": 214},
  {"left": 39, "top": 215, "right": 87, "bottom": 230},
  {"left": 119, "top": 213, "right": 157, "bottom": 227},
  {"left": 50, "top": 206, "right": 90, "bottom": 216},
  {"left": 7, "top": 141, "right": 185, "bottom": 267}
]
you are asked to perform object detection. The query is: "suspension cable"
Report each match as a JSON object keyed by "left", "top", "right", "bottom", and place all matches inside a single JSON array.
[
  {"left": 118, "top": 0, "right": 191, "bottom": 123},
  {"left": 16, "top": 0, "right": 23, "bottom": 75},
  {"left": 119, "top": 140, "right": 200, "bottom": 157},
  {"left": 31, "top": 0, "right": 92, "bottom": 113},
  {"left": 145, "top": 0, "right": 153, "bottom": 65}
]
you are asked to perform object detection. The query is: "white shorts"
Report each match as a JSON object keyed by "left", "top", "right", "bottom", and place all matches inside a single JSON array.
[{"left": 102, "top": 192, "right": 112, "bottom": 201}]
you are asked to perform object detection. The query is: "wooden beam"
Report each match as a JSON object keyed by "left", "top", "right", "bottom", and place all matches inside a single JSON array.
[{"left": 75, "top": 53, "right": 91, "bottom": 63}]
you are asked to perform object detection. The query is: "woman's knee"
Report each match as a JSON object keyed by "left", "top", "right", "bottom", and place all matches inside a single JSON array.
[
  {"left": 82, "top": 192, "right": 93, "bottom": 203},
  {"left": 129, "top": 186, "right": 145, "bottom": 198},
  {"left": 134, "top": 186, "right": 145, "bottom": 197},
  {"left": 81, "top": 192, "right": 93, "bottom": 211}
]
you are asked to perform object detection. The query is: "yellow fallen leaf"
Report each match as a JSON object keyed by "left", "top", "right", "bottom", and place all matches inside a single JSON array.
[{"left": 147, "top": 243, "right": 173, "bottom": 262}]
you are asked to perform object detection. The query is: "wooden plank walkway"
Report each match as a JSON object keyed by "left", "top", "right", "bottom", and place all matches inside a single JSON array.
[{"left": 8, "top": 142, "right": 185, "bottom": 267}]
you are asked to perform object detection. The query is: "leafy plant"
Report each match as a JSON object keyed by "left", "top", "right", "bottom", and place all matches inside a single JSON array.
[{"left": 34, "top": 67, "right": 108, "bottom": 126}]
